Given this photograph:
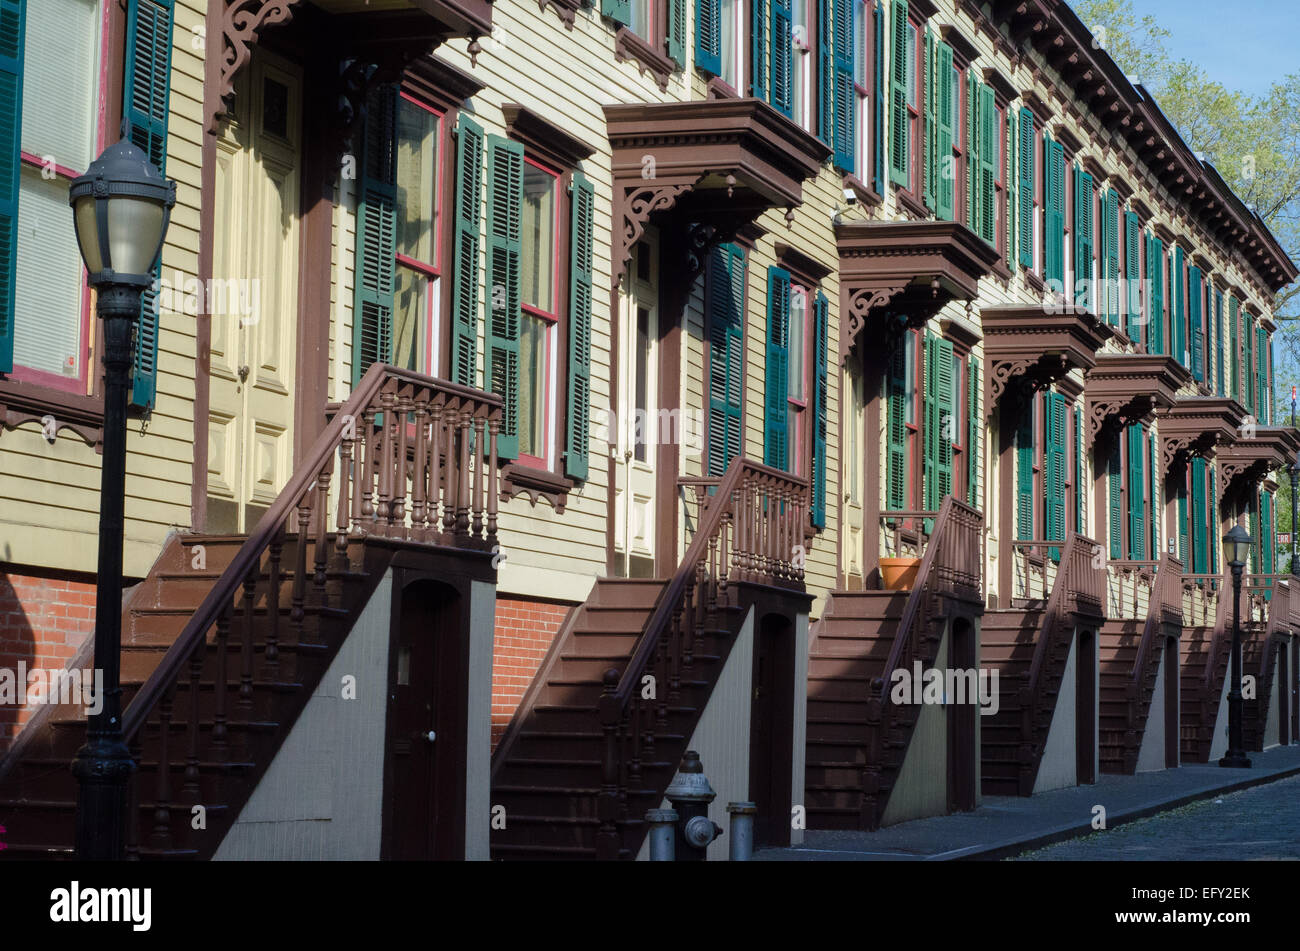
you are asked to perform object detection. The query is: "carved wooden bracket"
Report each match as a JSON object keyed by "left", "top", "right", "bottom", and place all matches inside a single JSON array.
[{"left": 213, "top": 1, "right": 304, "bottom": 132}]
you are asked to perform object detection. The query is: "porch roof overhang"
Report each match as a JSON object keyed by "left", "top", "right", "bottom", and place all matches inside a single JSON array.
[
  {"left": 604, "top": 99, "right": 831, "bottom": 285},
  {"left": 981, "top": 303, "right": 1111, "bottom": 412},
  {"left": 1218, "top": 426, "right": 1300, "bottom": 493},
  {"left": 1158, "top": 396, "right": 1246, "bottom": 475},
  {"left": 836, "top": 220, "right": 1001, "bottom": 366},
  {"left": 1083, "top": 353, "right": 1189, "bottom": 448}
]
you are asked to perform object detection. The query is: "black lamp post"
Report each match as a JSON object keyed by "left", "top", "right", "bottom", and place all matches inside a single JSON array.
[
  {"left": 67, "top": 138, "right": 176, "bottom": 859},
  {"left": 1220, "top": 524, "right": 1253, "bottom": 769}
]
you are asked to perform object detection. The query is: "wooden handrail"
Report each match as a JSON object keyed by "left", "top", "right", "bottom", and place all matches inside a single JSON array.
[
  {"left": 1024, "top": 534, "right": 1102, "bottom": 713},
  {"left": 1130, "top": 553, "right": 1182, "bottom": 690}
]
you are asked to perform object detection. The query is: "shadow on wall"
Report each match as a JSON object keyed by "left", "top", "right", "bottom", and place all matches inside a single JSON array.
[{"left": 0, "top": 572, "right": 37, "bottom": 754}]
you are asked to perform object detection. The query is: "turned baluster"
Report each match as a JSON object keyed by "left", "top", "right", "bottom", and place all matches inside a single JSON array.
[
  {"left": 238, "top": 572, "right": 256, "bottom": 711},
  {"left": 456, "top": 410, "right": 472, "bottom": 537},
  {"left": 360, "top": 406, "right": 378, "bottom": 528},
  {"left": 655, "top": 631, "right": 670, "bottom": 732},
  {"left": 314, "top": 464, "right": 332, "bottom": 601},
  {"left": 378, "top": 391, "right": 397, "bottom": 534},
  {"left": 411, "top": 395, "right": 429, "bottom": 541},
  {"left": 443, "top": 404, "right": 460, "bottom": 537},
  {"left": 265, "top": 532, "right": 282, "bottom": 676},
  {"left": 487, "top": 418, "right": 500, "bottom": 541},
  {"left": 291, "top": 501, "right": 311, "bottom": 644},
  {"left": 182, "top": 646, "right": 203, "bottom": 801},
  {"left": 596, "top": 669, "right": 620, "bottom": 859},
  {"left": 151, "top": 689, "right": 175, "bottom": 847},
  {"left": 628, "top": 695, "right": 642, "bottom": 794},
  {"left": 681, "top": 580, "right": 696, "bottom": 685},
  {"left": 669, "top": 604, "right": 684, "bottom": 703},
  {"left": 126, "top": 738, "right": 142, "bottom": 860},
  {"left": 393, "top": 391, "right": 411, "bottom": 536},
  {"left": 212, "top": 608, "right": 231, "bottom": 761},
  {"left": 472, "top": 416, "right": 485, "bottom": 539},
  {"left": 337, "top": 431, "right": 354, "bottom": 559}
]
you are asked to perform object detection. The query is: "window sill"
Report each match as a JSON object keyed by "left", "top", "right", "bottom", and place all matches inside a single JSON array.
[
  {"left": 613, "top": 27, "right": 674, "bottom": 91},
  {"left": 842, "top": 174, "right": 883, "bottom": 209},
  {"left": 501, "top": 462, "right": 572, "bottom": 513},
  {"left": 895, "top": 187, "right": 929, "bottom": 221},
  {"left": 0, "top": 376, "right": 105, "bottom": 451},
  {"left": 1025, "top": 270, "right": 1046, "bottom": 293},
  {"left": 538, "top": 0, "right": 583, "bottom": 29},
  {"left": 990, "top": 258, "right": 1011, "bottom": 283},
  {"left": 706, "top": 76, "right": 739, "bottom": 99}
]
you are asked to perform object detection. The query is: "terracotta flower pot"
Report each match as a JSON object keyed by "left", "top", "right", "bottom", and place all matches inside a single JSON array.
[{"left": 879, "top": 556, "right": 921, "bottom": 591}]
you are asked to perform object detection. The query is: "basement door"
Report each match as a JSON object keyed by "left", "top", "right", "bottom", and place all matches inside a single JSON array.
[
  {"left": 206, "top": 51, "right": 302, "bottom": 533},
  {"left": 750, "top": 613, "right": 794, "bottom": 848},
  {"left": 387, "top": 585, "right": 442, "bottom": 859}
]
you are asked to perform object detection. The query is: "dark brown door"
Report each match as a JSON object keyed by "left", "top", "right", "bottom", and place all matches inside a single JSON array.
[
  {"left": 388, "top": 586, "right": 441, "bottom": 859},
  {"left": 1076, "top": 628, "right": 1096, "bottom": 784},
  {"left": 749, "top": 615, "right": 793, "bottom": 848}
]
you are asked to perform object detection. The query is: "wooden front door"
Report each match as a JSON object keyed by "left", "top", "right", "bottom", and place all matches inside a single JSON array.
[
  {"left": 207, "top": 50, "right": 302, "bottom": 533},
  {"left": 749, "top": 614, "right": 793, "bottom": 848}
]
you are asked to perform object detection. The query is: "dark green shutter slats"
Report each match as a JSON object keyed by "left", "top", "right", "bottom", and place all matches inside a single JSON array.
[
  {"left": 1214, "top": 290, "right": 1225, "bottom": 395},
  {"left": 1017, "top": 107, "right": 1034, "bottom": 270},
  {"left": 601, "top": 0, "right": 632, "bottom": 26},
  {"left": 125, "top": 0, "right": 174, "bottom": 410},
  {"left": 0, "top": 0, "right": 24, "bottom": 375},
  {"left": 696, "top": 0, "right": 722, "bottom": 74},
  {"left": 872, "top": 2, "right": 884, "bottom": 194},
  {"left": 1190, "top": 456, "right": 1207, "bottom": 573},
  {"left": 1015, "top": 397, "right": 1034, "bottom": 540},
  {"left": 1249, "top": 497, "right": 1259, "bottom": 573},
  {"left": 1245, "top": 312, "right": 1255, "bottom": 414},
  {"left": 886, "top": 339, "right": 907, "bottom": 510},
  {"left": 1107, "top": 437, "right": 1122, "bottom": 560},
  {"left": 1127, "top": 423, "right": 1144, "bottom": 561},
  {"left": 1147, "top": 233, "right": 1164, "bottom": 355},
  {"left": 934, "top": 41, "right": 954, "bottom": 220},
  {"left": 1149, "top": 432, "right": 1159, "bottom": 559},
  {"left": 1189, "top": 265, "right": 1203, "bottom": 382},
  {"left": 977, "top": 82, "right": 996, "bottom": 245},
  {"left": 706, "top": 245, "right": 745, "bottom": 477},
  {"left": 1209, "top": 466, "right": 1217, "bottom": 574},
  {"left": 1072, "top": 166, "right": 1093, "bottom": 310},
  {"left": 1102, "top": 188, "right": 1118, "bottom": 325},
  {"left": 1229, "top": 297, "right": 1239, "bottom": 400},
  {"left": 1124, "top": 211, "right": 1140, "bottom": 342},
  {"left": 1177, "top": 477, "right": 1189, "bottom": 567},
  {"left": 1045, "top": 391, "right": 1066, "bottom": 560},
  {"left": 1073, "top": 405, "right": 1084, "bottom": 534},
  {"left": 888, "top": 0, "right": 908, "bottom": 187},
  {"left": 1172, "top": 245, "right": 1186, "bottom": 366},
  {"left": 752, "top": 0, "right": 768, "bottom": 99},
  {"left": 486, "top": 134, "right": 523, "bottom": 460},
  {"left": 831, "top": 0, "right": 855, "bottom": 171},
  {"left": 923, "top": 333, "right": 954, "bottom": 508},
  {"left": 564, "top": 172, "right": 594, "bottom": 481},
  {"left": 818, "top": 0, "right": 834, "bottom": 147},
  {"left": 770, "top": 0, "right": 793, "bottom": 116},
  {"left": 451, "top": 115, "right": 483, "bottom": 387},
  {"left": 353, "top": 84, "right": 398, "bottom": 385},
  {"left": 1044, "top": 133, "right": 1065, "bottom": 289},
  {"left": 667, "top": 0, "right": 687, "bottom": 64},
  {"left": 921, "top": 27, "right": 934, "bottom": 212},
  {"left": 811, "top": 291, "right": 829, "bottom": 527},
  {"left": 764, "top": 266, "right": 790, "bottom": 469},
  {"left": 967, "top": 354, "right": 980, "bottom": 508}
]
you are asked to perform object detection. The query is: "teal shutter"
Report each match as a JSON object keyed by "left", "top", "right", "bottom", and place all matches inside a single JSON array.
[
  {"left": 1107, "top": 437, "right": 1122, "bottom": 560},
  {"left": 125, "top": 0, "right": 174, "bottom": 410},
  {"left": 967, "top": 354, "right": 979, "bottom": 508},
  {"left": 486, "top": 135, "right": 523, "bottom": 459},
  {"left": 1177, "top": 478, "right": 1189, "bottom": 567},
  {"left": 1016, "top": 398, "right": 1034, "bottom": 540},
  {"left": 1191, "top": 457, "right": 1207, "bottom": 573},
  {"left": 1044, "top": 134, "right": 1065, "bottom": 289},
  {"left": 1045, "top": 391, "right": 1066, "bottom": 560},
  {"left": 921, "top": 27, "right": 934, "bottom": 211},
  {"left": 1073, "top": 405, "right": 1084, "bottom": 533},
  {"left": 1263, "top": 491, "right": 1274, "bottom": 577},
  {"left": 1172, "top": 245, "right": 1186, "bottom": 366},
  {"left": 1249, "top": 497, "right": 1259, "bottom": 574},
  {"left": 1189, "top": 265, "right": 1203, "bottom": 382},
  {"left": 1214, "top": 291, "right": 1225, "bottom": 395},
  {"left": 977, "top": 82, "right": 996, "bottom": 245},
  {"left": 696, "top": 0, "right": 722, "bottom": 74},
  {"left": 811, "top": 291, "right": 829, "bottom": 527},
  {"left": 1209, "top": 467, "right": 1217, "bottom": 574},
  {"left": 888, "top": 0, "right": 909, "bottom": 187},
  {"left": 1017, "top": 107, "right": 1034, "bottom": 270},
  {"left": 965, "top": 72, "right": 975, "bottom": 230},
  {"left": 667, "top": 0, "right": 687, "bottom": 64},
  {"left": 564, "top": 172, "right": 594, "bottom": 481},
  {"left": 707, "top": 245, "right": 745, "bottom": 477},
  {"left": 0, "top": 0, "right": 24, "bottom": 375},
  {"left": 752, "top": 0, "right": 768, "bottom": 99},
  {"left": 1245, "top": 313, "right": 1255, "bottom": 414},
  {"left": 886, "top": 340, "right": 907, "bottom": 510},
  {"left": 831, "top": 0, "right": 855, "bottom": 171},
  {"left": 1127, "top": 424, "right": 1144, "bottom": 561},
  {"left": 451, "top": 116, "right": 483, "bottom": 387},
  {"left": 770, "top": 0, "right": 793, "bottom": 116},
  {"left": 1006, "top": 106, "right": 1015, "bottom": 270},
  {"left": 1072, "top": 167, "right": 1093, "bottom": 310},
  {"left": 1229, "top": 297, "right": 1239, "bottom": 400},
  {"left": 601, "top": 0, "right": 632, "bottom": 25},
  {"left": 819, "top": 0, "right": 834, "bottom": 147},
  {"left": 764, "top": 267, "right": 791, "bottom": 469},
  {"left": 1103, "top": 189, "right": 1118, "bottom": 325},
  {"left": 923, "top": 334, "right": 954, "bottom": 507},
  {"left": 1149, "top": 432, "right": 1159, "bottom": 560},
  {"left": 872, "top": 2, "right": 885, "bottom": 193},
  {"left": 1124, "top": 211, "right": 1140, "bottom": 342},
  {"left": 922, "top": 334, "right": 935, "bottom": 506},
  {"left": 1146, "top": 233, "right": 1164, "bottom": 355},
  {"left": 352, "top": 84, "right": 398, "bottom": 385}
]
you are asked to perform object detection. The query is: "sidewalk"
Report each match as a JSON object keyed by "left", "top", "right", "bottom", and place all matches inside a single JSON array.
[{"left": 756, "top": 744, "right": 1300, "bottom": 861}]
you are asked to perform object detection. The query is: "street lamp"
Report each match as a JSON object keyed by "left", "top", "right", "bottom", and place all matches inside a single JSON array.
[
  {"left": 1220, "top": 524, "right": 1253, "bottom": 769},
  {"left": 67, "top": 138, "right": 176, "bottom": 859}
]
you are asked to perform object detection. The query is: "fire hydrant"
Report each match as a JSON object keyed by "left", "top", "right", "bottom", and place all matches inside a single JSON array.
[{"left": 664, "top": 750, "right": 723, "bottom": 860}]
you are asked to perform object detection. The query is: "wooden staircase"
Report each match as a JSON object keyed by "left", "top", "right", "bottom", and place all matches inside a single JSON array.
[
  {"left": 980, "top": 534, "right": 1104, "bottom": 796},
  {"left": 804, "top": 497, "right": 983, "bottom": 831},
  {"left": 489, "top": 458, "right": 809, "bottom": 860},
  {"left": 0, "top": 366, "right": 505, "bottom": 859}
]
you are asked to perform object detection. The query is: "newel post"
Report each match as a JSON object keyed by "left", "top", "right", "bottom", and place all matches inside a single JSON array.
[{"left": 596, "top": 668, "right": 622, "bottom": 860}]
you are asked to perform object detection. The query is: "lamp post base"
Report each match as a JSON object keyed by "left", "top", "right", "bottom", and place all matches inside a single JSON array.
[{"left": 1218, "top": 750, "right": 1252, "bottom": 769}]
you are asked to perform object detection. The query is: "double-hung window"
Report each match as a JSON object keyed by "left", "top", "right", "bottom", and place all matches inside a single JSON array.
[
  {"left": 392, "top": 94, "right": 443, "bottom": 376},
  {"left": 518, "top": 158, "right": 561, "bottom": 468}
]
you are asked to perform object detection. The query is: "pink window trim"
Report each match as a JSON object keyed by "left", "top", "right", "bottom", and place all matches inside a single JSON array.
[{"left": 517, "top": 157, "right": 562, "bottom": 471}]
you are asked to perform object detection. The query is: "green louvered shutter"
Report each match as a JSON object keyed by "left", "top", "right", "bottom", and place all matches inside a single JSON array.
[
  {"left": 1074, "top": 405, "right": 1085, "bottom": 534},
  {"left": 1073, "top": 167, "right": 1093, "bottom": 310},
  {"left": 1017, "top": 107, "right": 1034, "bottom": 270},
  {"left": 353, "top": 84, "right": 398, "bottom": 385},
  {"left": 934, "top": 42, "right": 954, "bottom": 219},
  {"left": 921, "top": 27, "right": 934, "bottom": 211},
  {"left": 601, "top": 0, "right": 632, "bottom": 25},
  {"left": 696, "top": 0, "right": 722, "bottom": 74},
  {"left": 1177, "top": 479, "right": 1189, "bottom": 567},
  {"left": 707, "top": 245, "right": 745, "bottom": 477},
  {"left": 977, "top": 82, "right": 996, "bottom": 245},
  {"left": 922, "top": 334, "right": 936, "bottom": 506},
  {"left": 667, "top": 0, "right": 687, "bottom": 64},
  {"left": 819, "top": 0, "right": 834, "bottom": 147},
  {"left": 1258, "top": 325, "right": 1268, "bottom": 420},
  {"left": 1149, "top": 432, "right": 1159, "bottom": 560},
  {"left": 0, "top": 0, "right": 24, "bottom": 375},
  {"left": 1108, "top": 438, "right": 1122, "bottom": 560},
  {"left": 966, "top": 73, "right": 976, "bottom": 231},
  {"left": 564, "top": 172, "right": 594, "bottom": 481},
  {"left": 1016, "top": 399, "right": 1034, "bottom": 540},
  {"left": 1249, "top": 497, "right": 1259, "bottom": 574},
  {"left": 1147, "top": 234, "right": 1164, "bottom": 355},
  {"left": 1245, "top": 314, "right": 1255, "bottom": 415},
  {"left": 1214, "top": 291, "right": 1225, "bottom": 395},
  {"left": 967, "top": 354, "right": 979, "bottom": 508},
  {"left": 1172, "top": 246, "right": 1186, "bottom": 366},
  {"left": 934, "top": 335, "right": 955, "bottom": 505},
  {"left": 1229, "top": 297, "right": 1238, "bottom": 399},
  {"left": 1103, "top": 189, "right": 1118, "bottom": 325},
  {"left": 1190, "top": 457, "right": 1207, "bottom": 573},
  {"left": 832, "top": 0, "right": 855, "bottom": 171},
  {"left": 1209, "top": 467, "right": 1217, "bottom": 574},
  {"left": 764, "top": 267, "right": 791, "bottom": 469},
  {"left": 486, "top": 134, "right": 523, "bottom": 459},
  {"left": 1189, "top": 265, "right": 1203, "bottom": 382},
  {"left": 451, "top": 116, "right": 483, "bottom": 387},
  {"left": 888, "top": 0, "right": 909, "bottom": 187},
  {"left": 811, "top": 291, "right": 829, "bottom": 527},
  {"left": 752, "top": 0, "right": 768, "bottom": 99},
  {"left": 886, "top": 339, "right": 907, "bottom": 510},
  {"left": 770, "top": 0, "right": 793, "bottom": 116},
  {"left": 1006, "top": 106, "right": 1015, "bottom": 270},
  {"left": 1127, "top": 424, "right": 1145, "bottom": 561},
  {"left": 872, "top": 2, "right": 885, "bottom": 193},
  {"left": 1124, "top": 211, "right": 1140, "bottom": 342},
  {"left": 1044, "top": 134, "right": 1065, "bottom": 290},
  {"left": 1045, "top": 391, "right": 1066, "bottom": 561},
  {"left": 1263, "top": 491, "right": 1274, "bottom": 578},
  {"left": 125, "top": 0, "right": 174, "bottom": 410},
  {"left": 1204, "top": 277, "right": 1214, "bottom": 389}
]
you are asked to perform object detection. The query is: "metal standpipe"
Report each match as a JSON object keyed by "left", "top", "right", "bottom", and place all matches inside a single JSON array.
[
  {"left": 645, "top": 809, "right": 678, "bottom": 861},
  {"left": 664, "top": 750, "right": 723, "bottom": 860},
  {"left": 727, "top": 802, "right": 757, "bottom": 861}
]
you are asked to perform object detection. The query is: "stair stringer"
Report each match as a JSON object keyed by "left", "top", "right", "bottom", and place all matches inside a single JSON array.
[{"left": 1031, "top": 620, "right": 1079, "bottom": 794}]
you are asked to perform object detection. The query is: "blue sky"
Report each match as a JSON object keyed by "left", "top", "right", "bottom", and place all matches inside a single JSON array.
[{"left": 1120, "top": 0, "right": 1300, "bottom": 97}]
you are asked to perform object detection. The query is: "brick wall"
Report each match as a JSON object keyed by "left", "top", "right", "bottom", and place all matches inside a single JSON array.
[
  {"left": 491, "top": 597, "right": 574, "bottom": 749},
  {"left": 0, "top": 571, "right": 97, "bottom": 751}
]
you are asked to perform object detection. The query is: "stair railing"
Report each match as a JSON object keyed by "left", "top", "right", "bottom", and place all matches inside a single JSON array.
[
  {"left": 596, "top": 457, "right": 808, "bottom": 859},
  {"left": 1116, "top": 553, "right": 1182, "bottom": 769},
  {"left": 119, "top": 364, "right": 503, "bottom": 854}
]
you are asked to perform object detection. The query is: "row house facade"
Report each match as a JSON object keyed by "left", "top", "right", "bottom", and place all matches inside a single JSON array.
[{"left": 0, "top": 0, "right": 1296, "bottom": 859}]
